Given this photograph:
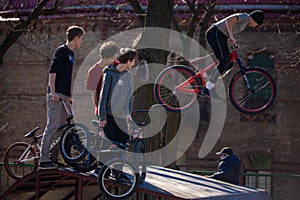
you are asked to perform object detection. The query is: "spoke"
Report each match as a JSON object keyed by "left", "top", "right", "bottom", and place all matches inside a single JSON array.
[
  {"left": 163, "top": 92, "right": 175, "bottom": 104},
  {"left": 238, "top": 92, "right": 253, "bottom": 106},
  {"left": 253, "top": 81, "right": 270, "bottom": 93},
  {"left": 238, "top": 80, "right": 271, "bottom": 107},
  {"left": 169, "top": 95, "right": 178, "bottom": 106}
]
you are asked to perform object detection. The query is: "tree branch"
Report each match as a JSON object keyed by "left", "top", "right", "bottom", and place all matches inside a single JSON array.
[
  {"left": 198, "top": 0, "right": 216, "bottom": 48},
  {"left": 0, "top": 0, "right": 52, "bottom": 66},
  {"left": 127, "top": 0, "right": 145, "bottom": 26}
]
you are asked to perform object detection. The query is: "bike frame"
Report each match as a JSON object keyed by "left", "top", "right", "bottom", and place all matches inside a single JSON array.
[
  {"left": 87, "top": 111, "right": 148, "bottom": 169},
  {"left": 13, "top": 100, "right": 73, "bottom": 166},
  {"left": 14, "top": 144, "right": 39, "bottom": 164},
  {"left": 174, "top": 47, "right": 249, "bottom": 94}
]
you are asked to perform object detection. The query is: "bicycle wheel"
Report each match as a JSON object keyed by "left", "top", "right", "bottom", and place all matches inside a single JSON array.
[
  {"left": 229, "top": 67, "right": 277, "bottom": 115},
  {"left": 134, "top": 140, "right": 146, "bottom": 184},
  {"left": 60, "top": 123, "right": 90, "bottom": 163},
  {"left": 154, "top": 65, "right": 203, "bottom": 112},
  {"left": 98, "top": 158, "right": 138, "bottom": 200},
  {"left": 4, "top": 142, "right": 38, "bottom": 179}
]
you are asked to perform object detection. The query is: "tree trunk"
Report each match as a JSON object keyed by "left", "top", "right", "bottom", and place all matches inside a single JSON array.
[
  {"left": 132, "top": 0, "right": 176, "bottom": 167},
  {"left": 133, "top": 0, "right": 174, "bottom": 108}
]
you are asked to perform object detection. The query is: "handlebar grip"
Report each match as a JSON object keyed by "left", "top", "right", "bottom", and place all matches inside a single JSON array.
[{"left": 232, "top": 44, "right": 239, "bottom": 50}]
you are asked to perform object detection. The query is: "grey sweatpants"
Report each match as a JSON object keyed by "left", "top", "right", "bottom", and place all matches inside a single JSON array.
[{"left": 39, "top": 93, "right": 70, "bottom": 163}]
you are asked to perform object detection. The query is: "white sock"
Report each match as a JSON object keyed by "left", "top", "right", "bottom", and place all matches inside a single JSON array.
[{"left": 206, "top": 81, "right": 215, "bottom": 90}]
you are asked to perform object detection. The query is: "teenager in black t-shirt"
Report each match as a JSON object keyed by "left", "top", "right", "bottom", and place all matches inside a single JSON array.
[{"left": 39, "top": 26, "right": 85, "bottom": 169}]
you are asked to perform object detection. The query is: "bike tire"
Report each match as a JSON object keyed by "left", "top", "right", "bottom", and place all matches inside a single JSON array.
[
  {"left": 4, "top": 142, "right": 38, "bottom": 179},
  {"left": 97, "top": 158, "right": 138, "bottom": 200},
  {"left": 229, "top": 67, "right": 277, "bottom": 115},
  {"left": 134, "top": 140, "right": 146, "bottom": 184},
  {"left": 60, "top": 123, "right": 90, "bottom": 163},
  {"left": 154, "top": 65, "right": 203, "bottom": 113}
]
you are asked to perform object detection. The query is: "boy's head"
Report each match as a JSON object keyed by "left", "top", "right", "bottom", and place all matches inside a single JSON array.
[
  {"left": 66, "top": 26, "right": 85, "bottom": 42},
  {"left": 99, "top": 41, "right": 120, "bottom": 59},
  {"left": 118, "top": 48, "right": 138, "bottom": 64},
  {"left": 249, "top": 10, "right": 264, "bottom": 26}
]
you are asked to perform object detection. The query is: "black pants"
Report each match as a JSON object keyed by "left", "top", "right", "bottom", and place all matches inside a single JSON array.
[
  {"left": 206, "top": 26, "right": 233, "bottom": 83},
  {"left": 104, "top": 114, "right": 129, "bottom": 145}
]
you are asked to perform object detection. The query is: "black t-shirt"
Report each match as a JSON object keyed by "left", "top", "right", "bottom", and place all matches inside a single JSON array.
[{"left": 48, "top": 44, "right": 74, "bottom": 97}]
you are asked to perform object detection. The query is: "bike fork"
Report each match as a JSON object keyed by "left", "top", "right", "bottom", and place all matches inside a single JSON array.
[{"left": 237, "top": 58, "right": 252, "bottom": 91}]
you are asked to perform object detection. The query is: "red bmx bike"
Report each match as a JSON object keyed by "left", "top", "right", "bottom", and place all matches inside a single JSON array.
[{"left": 154, "top": 45, "right": 276, "bottom": 115}]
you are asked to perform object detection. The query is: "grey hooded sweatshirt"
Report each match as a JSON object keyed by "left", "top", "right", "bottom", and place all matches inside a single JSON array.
[{"left": 98, "top": 64, "right": 132, "bottom": 122}]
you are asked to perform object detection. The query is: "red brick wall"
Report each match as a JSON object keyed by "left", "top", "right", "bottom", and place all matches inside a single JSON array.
[{"left": 0, "top": 16, "right": 299, "bottom": 175}]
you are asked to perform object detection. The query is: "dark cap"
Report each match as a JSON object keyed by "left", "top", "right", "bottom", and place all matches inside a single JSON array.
[
  {"left": 249, "top": 10, "right": 265, "bottom": 26},
  {"left": 216, "top": 147, "right": 234, "bottom": 155}
]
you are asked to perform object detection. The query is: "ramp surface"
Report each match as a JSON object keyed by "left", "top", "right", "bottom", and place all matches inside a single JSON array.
[{"left": 0, "top": 166, "right": 271, "bottom": 200}]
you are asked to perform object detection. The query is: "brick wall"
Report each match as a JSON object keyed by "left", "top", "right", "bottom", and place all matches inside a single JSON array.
[{"left": 0, "top": 17, "right": 299, "bottom": 174}]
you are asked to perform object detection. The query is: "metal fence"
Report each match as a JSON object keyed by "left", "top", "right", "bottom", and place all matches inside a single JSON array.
[{"left": 189, "top": 170, "right": 300, "bottom": 200}]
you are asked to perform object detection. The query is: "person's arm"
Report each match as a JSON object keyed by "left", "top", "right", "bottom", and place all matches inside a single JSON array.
[
  {"left": 89, "top": 90, "right": 98, "bottom": 115},
  {"left": 95, "top": 75, "right": 103, "bottom": 108},
  {"left": 98, "top": 72, "right": 111, "bottom": 127},
  {"left": 86, "top": 66, "right": 102, "bottom": 115},
  {"left": 48, "top": 73, "right": 60, "bottom": 101},
  {"left": 127, "top": 72, "right": 132, "bottom": 124},
  {"left": 49, "top": 47, "right": 65, "bottom": 102},
  {"left": 90, "top": 91, "right": 97, "bottom": 106},
  {"left": 209, "top": 161, "right": 231, "bottom": 180},
  {"left": 225, "top": 15, "right": 238, "bottom": 45}
]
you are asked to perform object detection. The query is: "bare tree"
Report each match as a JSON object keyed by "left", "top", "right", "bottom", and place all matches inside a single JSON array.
[
  {"left": 127, "top": 0, "right": 146, "bottom": 25},
  {"left": 127, "top": 0, "right": 175, "bottom": 166},
  {"left": 125, "top": 0, "right": 217, "bottom": 167},
  {"left": 0, "top": 0, "right": 62, "bottom": 66},
  {"left": 172, "top": 0, "right": 216, "bottom": 57}
]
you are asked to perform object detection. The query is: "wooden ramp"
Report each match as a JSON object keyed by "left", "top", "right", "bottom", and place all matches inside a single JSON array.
[{"left": 0, "top": 166, "right": 271, "bottom": 200}]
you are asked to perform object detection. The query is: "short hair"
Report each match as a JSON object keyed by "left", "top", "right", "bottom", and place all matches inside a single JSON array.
[
  {"left": 99, "top": 41, "right": 120, "bottom": 58},
  {"left": 118, "top": 48, "right": 138, "bottom": 64},
  {"left": 66, "top": 26, "right": 85, "bottom": 41}
]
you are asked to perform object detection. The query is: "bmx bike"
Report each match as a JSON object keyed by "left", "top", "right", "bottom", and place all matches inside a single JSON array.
[
  {"left": 63, "top": 110, "right": 150, "bottom": 200},
  {"left": 3, "top": 100, "right": 89, "bottom": 179},
  {"left": 154, "top": 45, "right": 277, "bottom": 115}
]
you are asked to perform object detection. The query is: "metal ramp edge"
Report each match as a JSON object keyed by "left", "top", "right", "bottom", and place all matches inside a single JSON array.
[
  {"left": 0, "top": 168, "right": 99, "bottom": 200},
  {"left": 0, "top": 166, "right": 272, "bottom": 200}
]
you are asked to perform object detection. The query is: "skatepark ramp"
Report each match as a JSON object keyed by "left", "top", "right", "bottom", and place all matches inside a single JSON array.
[{"left": 0, "top": 166, "right": 271, "bottom": 200}]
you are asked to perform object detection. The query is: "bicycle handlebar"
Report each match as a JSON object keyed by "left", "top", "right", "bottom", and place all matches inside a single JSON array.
[
  {"left": 58, "top": 98, "right": 74, "bottom": 120},
  {"left": 232, "top": 44, "right": 239, "bottom": 50}
]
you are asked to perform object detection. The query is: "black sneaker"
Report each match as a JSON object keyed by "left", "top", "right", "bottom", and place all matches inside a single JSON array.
[
  {"left": 53, "top": 160, "right": 68, "bottom": 167},
  {"left": 39, "top": 162, "right": 58, "bottom": 169}
]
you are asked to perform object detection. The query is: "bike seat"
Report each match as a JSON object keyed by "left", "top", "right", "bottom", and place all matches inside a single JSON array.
[{"left": 24, "top": 127, "right": 40, "bottom": 138}]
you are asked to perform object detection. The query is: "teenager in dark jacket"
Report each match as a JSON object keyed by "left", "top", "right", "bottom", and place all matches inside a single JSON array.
[
  {"left": 98, "top": 48, "right": 138, "bottom": 146},
  {"left": 209, "top": 147, "right": 241, "bottom": 184}
]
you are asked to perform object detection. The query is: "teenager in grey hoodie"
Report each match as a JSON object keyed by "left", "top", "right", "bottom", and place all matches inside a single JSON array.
[{"left": 98, "top": 49, "right": 138, "bottom": 146}]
